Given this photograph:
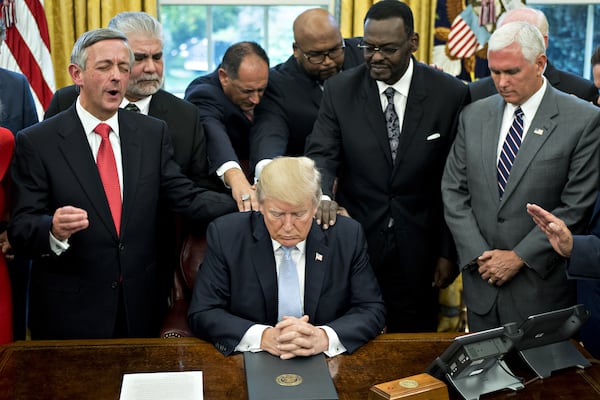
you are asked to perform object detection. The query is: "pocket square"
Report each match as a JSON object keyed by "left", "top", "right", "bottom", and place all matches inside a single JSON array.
[{"left": 426, "top": 133, "right": 441, "bottom": 141}]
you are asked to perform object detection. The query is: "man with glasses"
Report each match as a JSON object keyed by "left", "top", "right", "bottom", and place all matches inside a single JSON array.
[
  {"left": 185, "top": 42, "right": 269, "bottom": 212},
  {"left": 250, "top": 8, "right": 363, "bottom": 181},
  {"left": 305, "top": 0, "right": 469, "bottom": 332}
]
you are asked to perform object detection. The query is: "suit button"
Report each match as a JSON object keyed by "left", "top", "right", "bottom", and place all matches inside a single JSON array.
[
  {"left": 111, "top": 281, "right": 119, "bottom": 289},
  {"left": 498, "top": 218, "right": 505, "bottom": 223},
  {"left": 119, "top": 243, "right": 125, "bottom": 251}
]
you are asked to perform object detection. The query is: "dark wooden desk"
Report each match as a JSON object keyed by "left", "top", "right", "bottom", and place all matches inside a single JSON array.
[{"left": 0, "top": 333, "right": 598, "bottom": 399}]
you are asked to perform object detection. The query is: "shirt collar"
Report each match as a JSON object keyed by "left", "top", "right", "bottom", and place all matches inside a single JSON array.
[
  {"left": 271, "top": 239, "right": 306, "bottom": 255},
  {"left": 76, "top": 97, "right": 120, "bottom": 137},
  {"left": 120, "top": 95, "right": 152, "bottom": 115}
]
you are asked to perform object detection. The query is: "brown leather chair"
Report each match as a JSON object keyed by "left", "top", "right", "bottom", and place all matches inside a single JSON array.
[{"left": 160, "top": 232, "right": 207, "bottom": 338}]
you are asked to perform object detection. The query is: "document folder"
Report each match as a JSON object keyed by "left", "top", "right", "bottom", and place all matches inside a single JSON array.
[{"left": 244, "top": 352, "right": 338, "bottom": 400}]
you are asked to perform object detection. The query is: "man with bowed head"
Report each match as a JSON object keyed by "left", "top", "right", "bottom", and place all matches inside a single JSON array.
[
  {"left": 188, "top": 156, "right": 385, "bottom": 358},
  {"left": 8, "top": 28, "right": 236, "bottom": 340},
  {"left": 442, "top": 21, "right": 600, "bottom": 331}
]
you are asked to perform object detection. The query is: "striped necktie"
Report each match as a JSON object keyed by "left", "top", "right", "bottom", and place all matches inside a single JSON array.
[{"left": 497, "top": 106, "right": 524, "bottom": 198}]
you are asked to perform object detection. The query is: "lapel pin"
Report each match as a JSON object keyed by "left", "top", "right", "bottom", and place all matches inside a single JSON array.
[
  {"left": 534, "top": 128, "right": 544, "bottom": 135},
  {"left": 315, "top": 253, "right": 323, "bottom": 262}
]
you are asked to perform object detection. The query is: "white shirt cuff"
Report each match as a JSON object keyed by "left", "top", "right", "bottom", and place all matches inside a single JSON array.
[
  {"left": 254, "top": 159, "right": 272, "bottom": 183},
  {"left": 235, "top": 324, "right": 271, "bottom": 353},
  {"left": 216, "top": 161, "right": 242, "bottom": 187},
  {"left": 50, "top": 231, "right": 70, "bottom": 255},
  {"left": 319, "top": 325, "right": 346, "bottom": 357}
]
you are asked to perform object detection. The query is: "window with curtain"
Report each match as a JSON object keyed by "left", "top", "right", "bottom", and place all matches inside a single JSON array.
[{"left": 158, "top": 0, "right": 333, "bottom": 96}]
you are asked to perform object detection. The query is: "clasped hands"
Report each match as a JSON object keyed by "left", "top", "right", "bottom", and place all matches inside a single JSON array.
[{"left": 261, "top": 315, "right": 329, "bottom": 359}]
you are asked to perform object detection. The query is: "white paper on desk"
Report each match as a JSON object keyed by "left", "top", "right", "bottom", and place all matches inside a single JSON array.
[{"left": 120, "top": 371, "right": 203, "bottom": 400}]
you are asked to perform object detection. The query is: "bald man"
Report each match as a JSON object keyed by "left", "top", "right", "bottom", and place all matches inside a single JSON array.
[
  {"left": 249, "top": 8, "right": 364, "bottom": 180},
  {"left": 469, "top": 6, "right": 598, "bottom": 104}
]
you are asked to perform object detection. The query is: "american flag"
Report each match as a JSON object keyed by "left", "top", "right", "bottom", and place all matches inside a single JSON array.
[
  {"left": 447, "top": 5, "right": 491, "bottom": 59},
  {"left": 0, "top": 0, "right": 54, "bottom": 119}
]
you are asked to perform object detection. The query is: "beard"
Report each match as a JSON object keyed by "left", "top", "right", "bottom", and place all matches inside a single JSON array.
[{"left": 127, "top": 73, "right": 163, "bottom": 98}]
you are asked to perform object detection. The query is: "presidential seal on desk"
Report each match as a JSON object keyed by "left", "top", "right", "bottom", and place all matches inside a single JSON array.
[{"left": 276, "top": 374, "right": 303, "bottom": 386}]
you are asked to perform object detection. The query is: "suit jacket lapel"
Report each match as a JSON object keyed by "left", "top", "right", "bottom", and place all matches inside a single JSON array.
[
  {"left": 482, "top": 97, "right": 505, "bottom": 205},
  {"left": 396, "top": 61, "right": 426, "bottom": 167},
  {"left": 360, "top": 68, "right": 394, "bottom": 167},
  {"left": 148, "top": 90, "right": 168, "bottom": 120},
  {"left": 250, "top": 213, "right": 279, "bottom": 321},
  {"left": 118, "top": 110, "right": 143, "bottom": 235},
  {"left": 303, "top": 222, "right": 328, "bottom": 318},
  {"left": 500, "top": 86, "right": 558, "bottom": 205},
  {"left": 57, "top": 107, "right": 117, "bottom": 236}
]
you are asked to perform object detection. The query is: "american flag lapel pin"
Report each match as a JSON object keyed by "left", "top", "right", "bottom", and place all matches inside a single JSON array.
[
  {"left": 534, "top": 128, "right": 544, "bottom": 135},
  {"left": 315, "top": 252, "right": 323, "bottom": 262}
]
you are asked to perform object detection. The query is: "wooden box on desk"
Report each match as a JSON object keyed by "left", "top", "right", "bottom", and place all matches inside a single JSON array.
[{"left": 369, "top": 373, "right": 448, "bottom": 400}]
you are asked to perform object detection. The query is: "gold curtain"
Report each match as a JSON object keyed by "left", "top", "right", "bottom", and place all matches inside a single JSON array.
[
  {"left": 340, "top": 0, "right": 436, "bottom": 64},
  {"left": 44, "top": 0, "right": 157, "bottom": 90}
]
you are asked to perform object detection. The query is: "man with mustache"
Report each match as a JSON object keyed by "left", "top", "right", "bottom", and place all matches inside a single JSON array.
[
  {"left": 45, "top": 12, "right": 213, "bottom": 191},
  {"left": 9, "top": 28, "right": 236, "bottom": 340}
]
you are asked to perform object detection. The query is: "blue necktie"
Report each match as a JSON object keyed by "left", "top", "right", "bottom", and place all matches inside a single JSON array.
[
  {"left": 497, "top": 106, "right": 524, "bottom": 198},
  {"left": 277, "top": 246, "right": 302, "bottom": 321},
  {"left": 384, "top": 87, "right": 400, "bottom": 162}
]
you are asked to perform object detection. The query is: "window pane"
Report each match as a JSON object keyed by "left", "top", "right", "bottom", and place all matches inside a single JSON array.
[
  {"left": 532, "top": 4, "right": 588, "bottom": 75},
  {"left": 159, "top": 4, "right": 326, "bottom": 96}
]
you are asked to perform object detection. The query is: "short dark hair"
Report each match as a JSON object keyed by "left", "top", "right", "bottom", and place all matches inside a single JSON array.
[
  {"left": 364, "top": 0, "right": 414, "bottom": 37},
  {"left": 220, "top": 41, "right": 269, "bottom": 79},
  {"left": 592, "top": 45, "right": 600, "bottom": 66}
]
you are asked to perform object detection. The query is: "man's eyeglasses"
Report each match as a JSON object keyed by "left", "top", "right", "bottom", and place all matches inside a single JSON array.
[
  {"left": 295, "top": 43, "right": 345, "bottom": 65},
  {"left": 357, "top": 42, "right": 403, "bottom": 57}
]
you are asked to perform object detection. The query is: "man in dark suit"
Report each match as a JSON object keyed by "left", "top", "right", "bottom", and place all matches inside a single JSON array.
[
  {"left": 527, "top": 200, "right": 600, "bottom": 358},
  {"left": 188, "top": 156, "right": 385, "bottom": 357},
  {"left": 184, "top": 42, "right": 269, "bottom": 213},
  {"left": 44, "top": 12, "right": 212, "bottom": 190},
  {"left": 250, "top": 8, "right": 363, "bottom": 179},
  {"left": 305, "top": 1, "right": 469, "bottom": 332},
  {"left": 442, "top": 22, "right": 600, "bottom": 331},
  {"left": 8, "top": 28, "right": 236, "bottom": 340},
  {"left": 469, "top": 7, "right": 598, "bottom": 104}
]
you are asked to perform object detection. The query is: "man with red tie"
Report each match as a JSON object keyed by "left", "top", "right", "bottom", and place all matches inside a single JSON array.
[{"left": 8, "top": 28, "right": 236, "bottom": 340}]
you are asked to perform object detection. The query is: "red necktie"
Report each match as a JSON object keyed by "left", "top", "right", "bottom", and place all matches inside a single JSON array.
[{"left": 94, "top": 123, "right": 121, "bottom": 235}]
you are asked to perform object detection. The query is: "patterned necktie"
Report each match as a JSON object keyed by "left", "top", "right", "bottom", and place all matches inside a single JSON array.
[
  {"left": 497, "top": 106, "right": 525, "bottom": 198},
  {"left": 384, "top": 87, "right": 400, "bottom": 162},
  {"left": 277, "top": 246, "right": 302, "bottom": 321},
  {"left": 94, "top": 123, "right": 122, "bottom": 235},
  {"left": 124, "top": 103, "right": 140, "bottom": 113}
]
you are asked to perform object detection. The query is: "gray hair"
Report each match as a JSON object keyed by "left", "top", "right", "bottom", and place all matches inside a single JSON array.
[
  {"left": 108, "top": 11, "right": 162, "bottom": 42},
  {"left": 487, "top": 21, "right": 545, "bottom": 64},
  {"left": 70, "top": 28, "right": 134, "bottom": 69},
  {"left": 256, "top": 157, "right": 322, "bottom": 208},
  {"left": 497, "top": 7, "right": 549, "bottom": 37}
]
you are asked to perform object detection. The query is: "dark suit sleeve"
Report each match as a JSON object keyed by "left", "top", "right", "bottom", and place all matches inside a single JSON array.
[
  {"left": 185, "top": 85, "right": 240, "bottom": 174},
  {"left": 304, "top": 82, "right": 342, "bottom": 197},
  {"left": 157, "top": 120, "right": 237, "bottom": 222},
  {"left": 250, "top": 78, "right": 290, "bottom": 172},
  {"left": 187, "top": 219, "right": 257, "bottom": 355},
  {"left": 569, "top": 234, "right": 600, "bottom": 279},
  {"left": 8, "top": 130, "right": 54, "bottom": 257}
]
